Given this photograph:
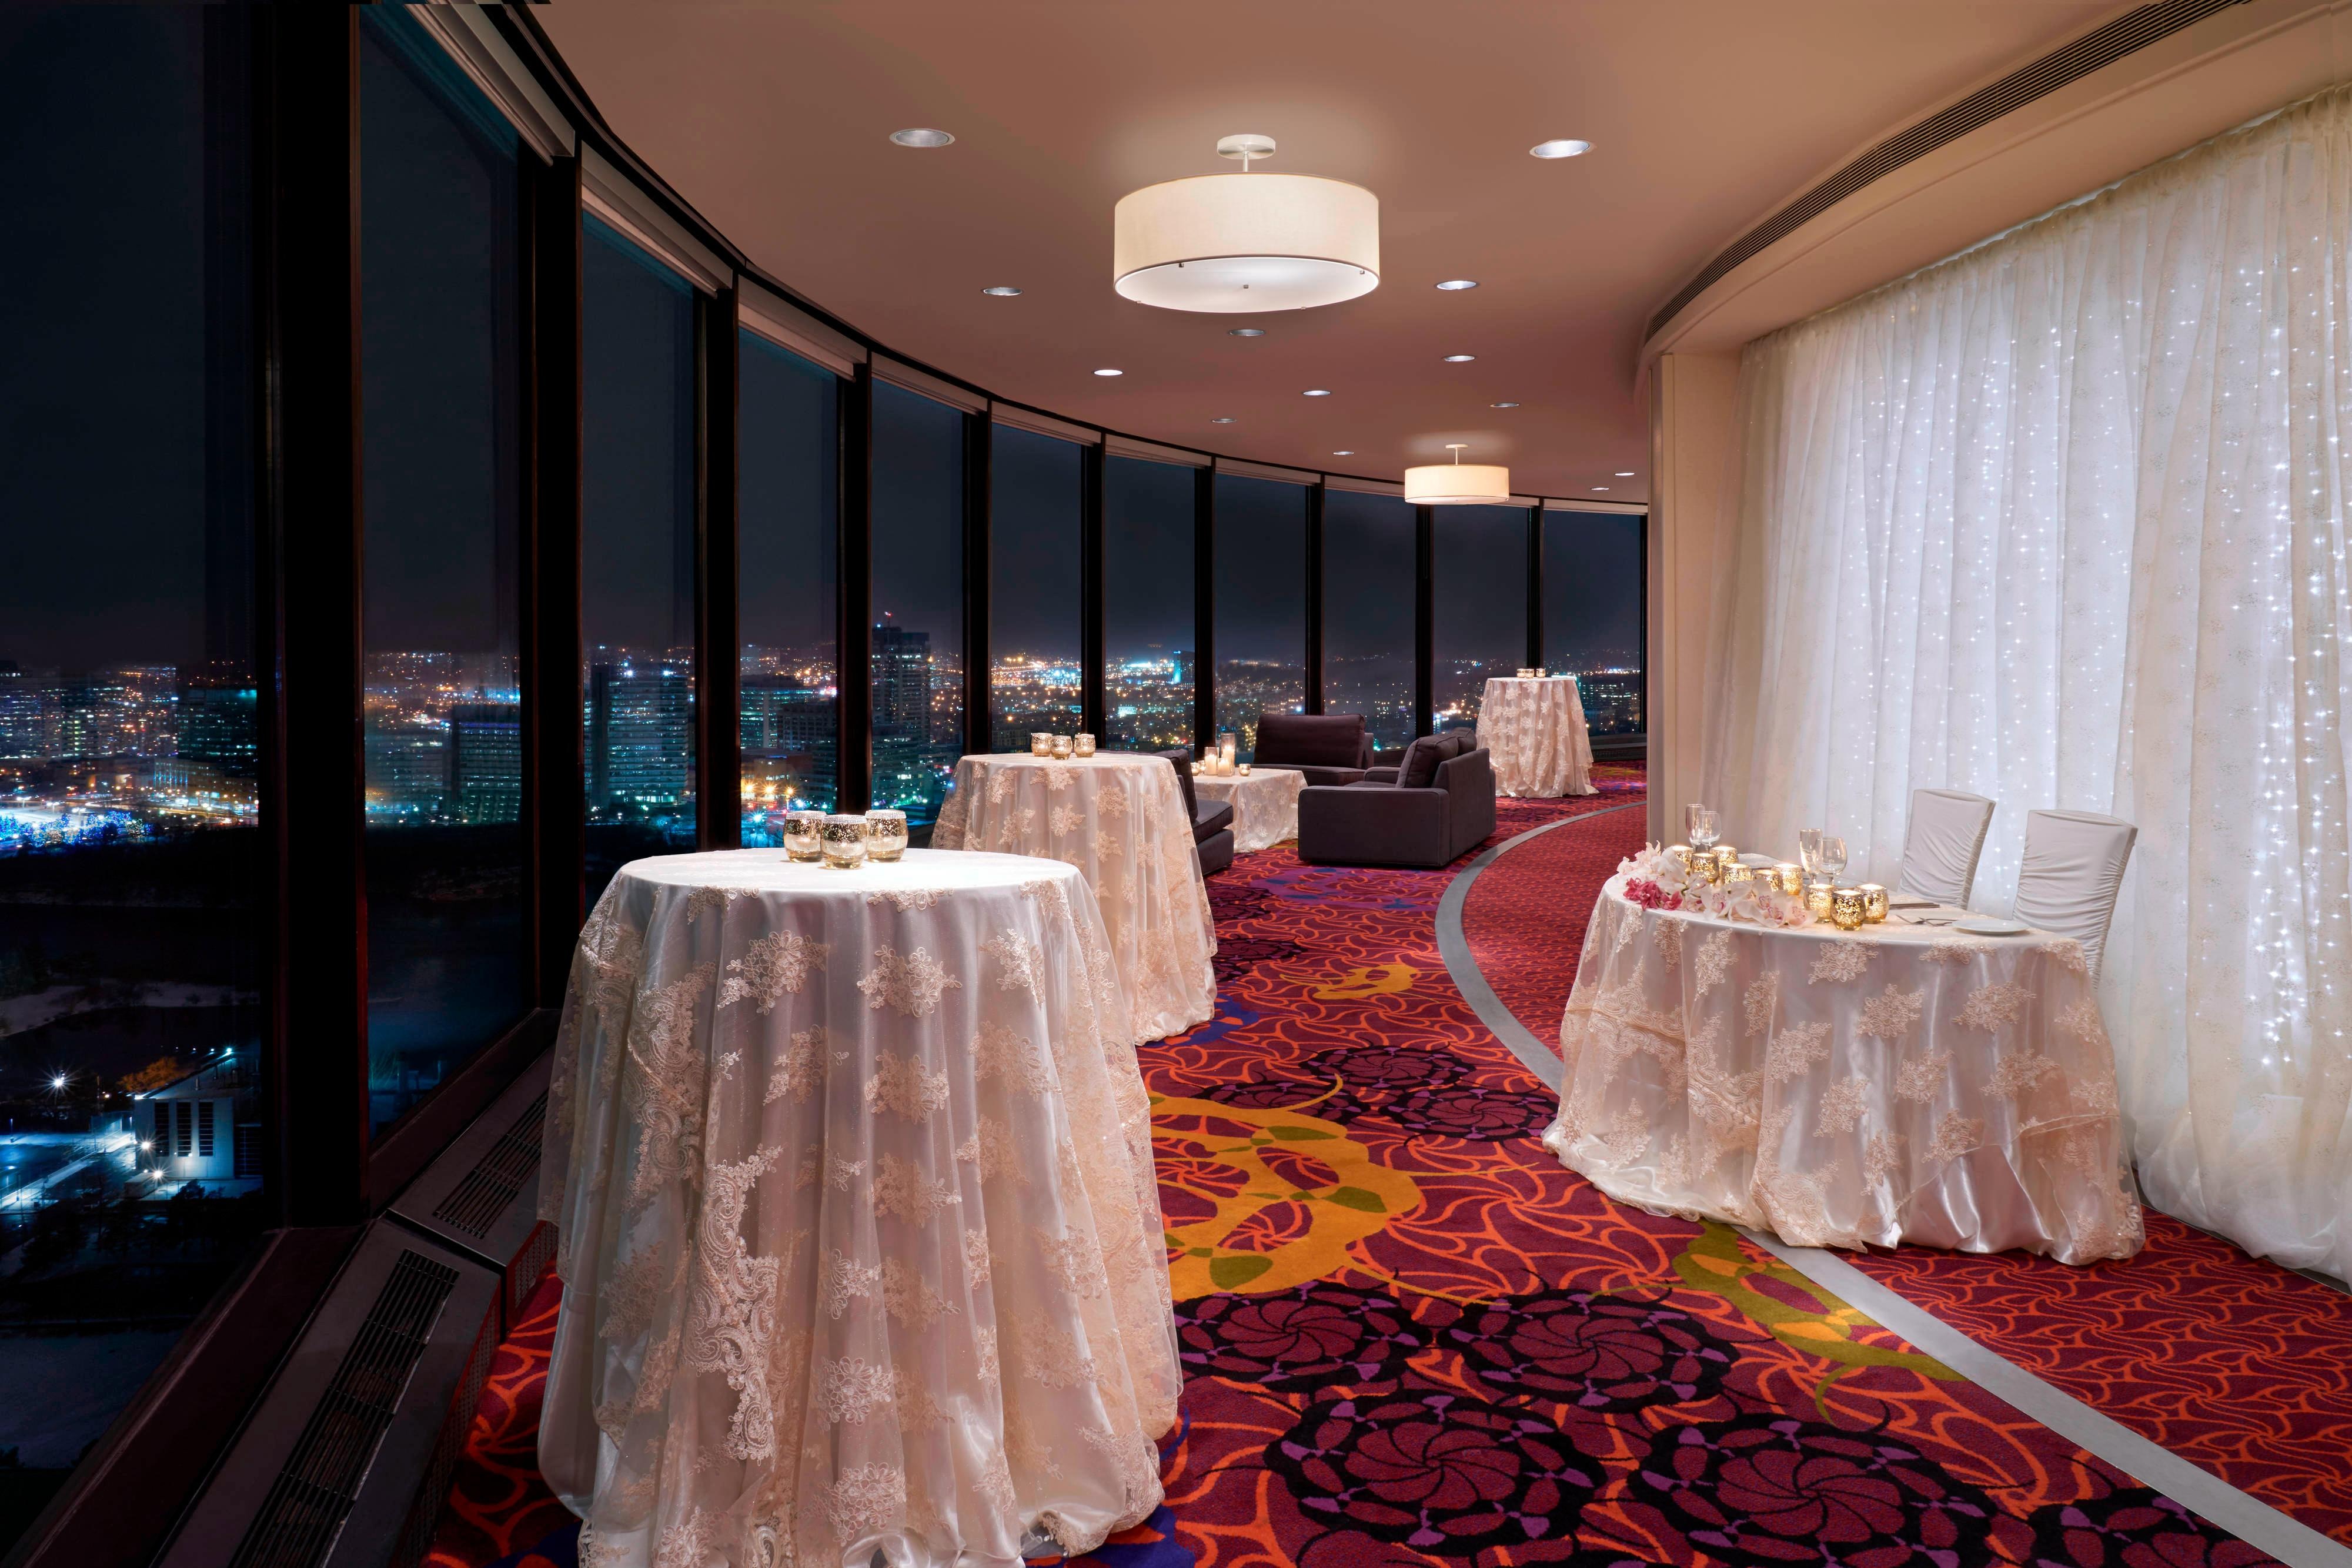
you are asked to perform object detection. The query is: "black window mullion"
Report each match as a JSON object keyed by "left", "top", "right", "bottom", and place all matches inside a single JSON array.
[
  {"left": 838, "top": 362, "right": 874, "bottom": 810},
  {"left": 1526, "top": 504, "right": 1545, "bottom": 669},
  {"left": 1080, "top": 439, "right": 1105, "bottom": 735},
  {"left": 528, "top": 153, "right": 583, "bottom": 1002},
  {"left": 963, "top": 409, "right": 991, "bottom": 758},
  {"left": 1192, "top": 466, "right": 1215, "bottom": 756},
  {"left": 1414, "top": 504, "right": 1434, "bottom": 740},
  {"left": 697, "top": 289, "right": 741, "bottom": 848},
  {"left": 1304, "top": 480, "right": 1325, "bottom": 713}
]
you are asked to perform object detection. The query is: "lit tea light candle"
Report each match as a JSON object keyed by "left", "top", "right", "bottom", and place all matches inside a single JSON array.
[
  {"left": 863, "top": 808, "right": 908, "bottom": 862},
  {"left": 1829, "top": 887, "right": 1867, "bottom": 931},
  {"left": 1859, "top": 883, "right": 1889, "bottom": 922},
  {"left": 783, "top": 810, "right": 826, "bottom": 863},
  {"left": 820, "top": 814, "right": 869, "bottom": 870}
]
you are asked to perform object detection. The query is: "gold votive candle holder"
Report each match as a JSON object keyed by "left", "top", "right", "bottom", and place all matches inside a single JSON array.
[
  {"left": 1710, "top": 847, "right": 1740, "bottom": 878},
  {"left": 1723, "top": 861, "right": 1756, "bottom": 885},
  {"left": 1806, "top": 884, "right": 1834, "bottom": 918},
  {"left": 1030, "top": 732, "right": 1052, "bottom": 757},
  {"left": 820, "top": 814, "right": 869, "bottom": 870},
  {"left": 1050, "top": 734, "right": 1073, "bottom": 760},
  {"left": 1859, "top": 884, "right": 1889, "bottom": 923},
  {"left": 1237, "top": 762, "right": 1251, "bottom": 777},
  {"left": 863, "top": 808, "right": 908, "bottom": 862},
  {"left": 1665, "top": 844, "right": 1690, "bottom": 867},
  {"left": 1829, "top": 886, "right": 1867, "bottom": 931},
  {"left": 1073, "top": 732, "right": 1095, "bottom": 758},
  {"left": 1772, "top": 862, "right": 1803, "bottom": 895},
  {"left": 1692, "top": 852, "right": 1723, "bottom": 884},
  {"left": 783, "top": 810, "right": 826, "bottom": 862}
]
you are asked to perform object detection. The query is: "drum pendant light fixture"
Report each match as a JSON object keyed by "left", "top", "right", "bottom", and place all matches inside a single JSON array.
[
  {"left": 1113, "top": 135, "right": 1379, "bottom": 313},
  {"left": 1405, "top": 443, "right": 1512, "bottom": 506}
]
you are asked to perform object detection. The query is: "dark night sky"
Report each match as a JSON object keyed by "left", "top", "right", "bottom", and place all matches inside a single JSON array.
[
  {"left": 1214, "top": 475, "right": 1307, "bottom": 664},
  {"left": 989, "top": 424, "right": 1081, "bottom": 660},
  {"left": 871, "top": 380, "right": 964, "bottom": 648},
  {"left": 741, "top": 336, "right": 837, "bottom": 657},
  {"left": 0, "top": 9, "right": 210, "bottom": 672},
  {"left": 1323, "top": 489, "right": 1414, "bottom": 667},
  {"left": 1104, "top": 456, "right": 1193, "bottom": 658},
  {"left": 583, "top": 223, "right": 697, "bottom": 656},
  {"left": 1545, "top": 509, "right": 1644, "bottom": 670},
  {"left": 1434, "top": 504, "right": 1527, "bottom": 687}
]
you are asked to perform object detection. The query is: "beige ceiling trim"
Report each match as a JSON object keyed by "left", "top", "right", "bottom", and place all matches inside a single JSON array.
[
  {"left": 872, "top": 357, "right": 984, "bottom": 414},
  {"left": 1214, "top": 457, "right": 1318, "bottom": 486},
  {"left": 409, "top": 4, "right": 574, "bottom": 159},
  {"left": 582, "top": 148, "right": 728, "bottom": 293},
  {"left": 990, "top": 404, "right": 1099, "bottom": 444},
  {"left": 736, "top": 280, "right": 860, "bottom": 378},
  {"left": 1545, "top": 498, "right": 1649, "bottom": 517},
  {"left": 1104, "top": 434, "right": 1208, "bottom": 468},
  {"left": 1324, "top": 474, "right": 1405, "bottom": 498}
]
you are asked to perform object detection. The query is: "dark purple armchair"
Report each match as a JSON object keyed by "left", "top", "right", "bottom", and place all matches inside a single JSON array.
[
  {"left": 1251, "top": 712, "right": 1375, "bottom": 787},
  {"left": 1296, "top": 731, "right": 1496, "bottom": 868}
]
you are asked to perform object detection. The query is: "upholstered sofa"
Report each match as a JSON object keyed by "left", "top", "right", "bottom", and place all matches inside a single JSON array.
[
  {"left": 1251, "top": 712, "right": 1375, "bottom": 786},
  {"left": 1152, "top": 748, "right": 1235, "bottom": 875},
  {"left": 1296, "top": 730, "right": 1496, "bottom": 868}
]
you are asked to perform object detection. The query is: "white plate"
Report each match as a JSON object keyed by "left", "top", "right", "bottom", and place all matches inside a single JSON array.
[
  {"left": 1738, "top": 853, "right": 1776, "bottom": 867},
  {"left": 1954, "top": 917, "right": 2029, "bottom": 937}
]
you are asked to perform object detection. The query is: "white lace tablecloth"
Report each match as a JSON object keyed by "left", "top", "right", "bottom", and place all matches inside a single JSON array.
[
  {"left": 933, "top": 754, "right": 1215, "bottom": 1041},
  {"left": 1543, "top": 877, "right": 2143, "bottom": 1263},
  {"left": 1476, "top": 677, "right": 1596, "bottom": 797},
  {"left": 1192, "top": 766, "right": 1305, "bottom": 852},
  {"left": 538, "top": 850, "right": 1181, "bottom": 1568}
]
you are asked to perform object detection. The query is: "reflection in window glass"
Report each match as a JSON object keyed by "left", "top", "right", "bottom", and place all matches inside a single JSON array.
[
  {"left": 1212, "top": 476, "right": 1307, "bottom": 761},
  {"left": 0, "top": 6, "right": 263, "bottom": 1536},
  {"left": 360, "top": 10, "right": 528, "bottom": 1135},
  {"left": 1432, "top": 504, "right": 1527, "bottom": 735},
  {"left": 1103, "top": 457, "right": 1195, "bottom": 754},
  {"left": 871, "top": 383, "right": 965, "bottom": 828},
  {"left": 988, "top": 427, "right": 1083, "bottom": 751},
  {"left": 583, "top": 221, "right": 698, "bottom": 902},
  {"left": 1544, "top": 510, "right": 1645, "bottom": 736},
  {"left": 740, "top": 335, "right": 839, "bottom": 836},
  {"left": 1321, "top": 490, "right": 1416, "bottom": 752}
]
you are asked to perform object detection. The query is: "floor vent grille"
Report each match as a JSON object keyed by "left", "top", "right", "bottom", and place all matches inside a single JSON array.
[
  {"left": 1648, "top": 0, "right": 2249, "bottom": 340},
  {"left": 227, "top": 1251, "right": 459, "bottom": 1568},
  {"left": 430, "top": 1091, "right": 546, "bottom": 1238}
]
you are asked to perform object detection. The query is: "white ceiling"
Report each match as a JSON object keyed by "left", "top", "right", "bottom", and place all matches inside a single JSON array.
[{"left": 540, "top": 1, "right": 2123, "bottom": 502}]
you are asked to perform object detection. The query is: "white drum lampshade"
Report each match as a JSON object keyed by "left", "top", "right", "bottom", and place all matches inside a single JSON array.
[
  {"left": 1404, "top": 444, "right": 1512, "bottom": 506},
  {"left": 1113, "top": 135, "right": 1379, "bottom": 314}
]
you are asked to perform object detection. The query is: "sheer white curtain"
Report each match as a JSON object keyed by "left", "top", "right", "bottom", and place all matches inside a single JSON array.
[{"left": 1703, "top": 87, "right": 2352, "bottom": 1280}]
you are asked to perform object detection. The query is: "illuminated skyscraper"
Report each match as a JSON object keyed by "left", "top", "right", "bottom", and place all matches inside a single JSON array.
[
  {"left": 587, "top": 656, "right": 693, "bottom": 811},
  {"left": 449, "top": 701, "right": 523, "bottom": 824},
  {"left": 179, "top": 677, "right": 258, "bottom": 778},
  {"left": 872, "top": 625, "right": 931, "bottom": 740}
]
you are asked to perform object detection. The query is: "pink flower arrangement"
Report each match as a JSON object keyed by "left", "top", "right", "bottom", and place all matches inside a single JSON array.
[{"left": 1623, "top": 877, "right": 1674, "bottom": 910}]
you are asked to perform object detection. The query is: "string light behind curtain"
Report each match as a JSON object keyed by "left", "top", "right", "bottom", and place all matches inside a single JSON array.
[{"left": 1703, "top": 86, "right": 2352, "bottom": 1280}]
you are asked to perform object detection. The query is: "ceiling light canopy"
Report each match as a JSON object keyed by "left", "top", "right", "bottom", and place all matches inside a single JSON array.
[
  {"left": 889, "top": 127, "right": 954, "bottom": 148},
  {"left": 981, "top": 285, "right": 1023, "bottom": 296},
  {"left": 1405, "top": 443, "right": 1511, "bottom": 506},
  {"left": 1529, "top": 138, "right": 1591, "bottom": 159},
  {"left": 1435, "top": 279, "right": 1479, "bottom": 291},
  {"left": 1114, "top": 134, "right": 1378, "bottom": 314}
]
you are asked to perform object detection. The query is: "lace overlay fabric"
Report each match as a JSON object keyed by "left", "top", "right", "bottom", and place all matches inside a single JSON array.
[
  {"left": 1474, "top": 676, "right": 1598, "bottom": 798},
  {"left": 933, "top": 754, "right": 1216, "bottom": 1042},
  {"left": 1543, "top": 875, "right": 2140, "bottom": 1264},
  {"left": 537, "top": 850, "right": 1180, "bottom": 1568}
]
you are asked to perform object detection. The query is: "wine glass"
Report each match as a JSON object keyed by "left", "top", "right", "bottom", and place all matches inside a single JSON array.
[
  {"left": 1686, "top": 804, "right": 1719, "bottom": 855},
  {"left": 1798, "top": 827, "right": 1822, "bottom": 877},
  {"left": 1816, "top": 834, "right": 1848, "bottom": 884}
]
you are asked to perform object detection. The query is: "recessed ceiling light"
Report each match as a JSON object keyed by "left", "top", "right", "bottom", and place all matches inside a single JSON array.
[
  {"left": 981, "top": 285, "right": 1023, "bottom": 297},
  {"left": 889, "top": 127, "right": 954, "bottom": 148},
  {"left": 1491, "top": 401, "right": 1520, "bottom": 409},
  {"left": 1228, "top": 327, "right": 1267, "bottom": 337},
  {"left": 1530, "top": 138, "right": 1592, "bottom": 159},
  {"left": 1210, "top": 417, "right": 1237, "bottom": 424},
  {"left": 1591, "top": 485, "right": 1611, "bottom": 492},
  {"left": 1443, "top": 355, "right": 1476, "bottom": 363},
  {"left": 1435, "top": 279, "right": 1479, "bottom": 291},
  {"left": 1332, "top": 450, "right": 1354, "bottom": 456},
  {"left": 1302, "top": 389, "right": 1332, "bottom": 397},
  {"left": 1093, "top": 368, "right": 1123, "bottom": 377},
  {"left": 1615, "top": 471, "right": 1636, "bottom": 477}
]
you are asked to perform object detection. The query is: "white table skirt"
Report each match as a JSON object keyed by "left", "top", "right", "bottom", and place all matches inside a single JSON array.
[
  {"left": 1192, "top": 765, "right": 1305, "bottom": 853},
  {"left": 932, "top": 754, "right": 1215, "bottom": 1041},
  {"left": 1476, "top": 676, "right": 1596, "bottom": 797},
  {"left": 539, "top": 850, "right": 1181, "bottom": 1568},
  {"left": 1544, "top": 878, "right": 2143, "bottom": 1263}
]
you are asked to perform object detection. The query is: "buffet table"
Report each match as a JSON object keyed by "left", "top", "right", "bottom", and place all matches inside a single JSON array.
[
  {"left": 1476, "top": 676, "right": 1596, "bottom": 797},
  {"left": 1543, "top": 875, "right": 2142, "bottom": 1262},
  {"left": 537, "top": 849, "right": 1181, "bottom": 1567},
  {"left": 933, "top": 753, "right": 1216, "bottom": 1040}
]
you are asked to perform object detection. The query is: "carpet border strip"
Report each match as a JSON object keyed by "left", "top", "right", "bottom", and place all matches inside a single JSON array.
[{"left": 1435, "top": 808, "right": 2352, "bottom": 1568}]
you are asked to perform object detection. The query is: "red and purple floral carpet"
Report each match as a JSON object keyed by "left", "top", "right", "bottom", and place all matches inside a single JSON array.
[{"left": 430, "top": 768, "right": 2316, "bottom": 1567}]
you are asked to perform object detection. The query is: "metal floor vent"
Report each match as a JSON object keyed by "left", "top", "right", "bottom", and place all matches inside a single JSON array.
[
  {"left": 429, "top": 1090, "right": 546, "bottom": 1238},
  {"left": 227, "top": 1251, "right": 460, "bottom": 1568},
  {"left": 1648, "top": 0, "right": 2249, "bottom": 340}
]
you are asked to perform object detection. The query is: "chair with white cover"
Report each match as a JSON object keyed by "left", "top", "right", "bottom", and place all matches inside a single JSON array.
[
  {"left": 1895, "top": 788, "right": 1996, "bottom": 907},
  {"left": 2012, "top": 808, "right": 2137, "bottom": 980}
]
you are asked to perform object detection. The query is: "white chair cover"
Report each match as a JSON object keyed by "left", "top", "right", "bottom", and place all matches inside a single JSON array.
[
  {"left": 2012, "top": 809, "right": 2137, "bottom": 980},
  {"left": 1893, "top": 788, "right": 1996, "bottom": 907}
]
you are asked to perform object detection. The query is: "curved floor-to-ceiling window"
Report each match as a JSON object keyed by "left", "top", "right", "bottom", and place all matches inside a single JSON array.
[
  {"left": 582, "top": 221, "right": 698, "bottom": 902},
  {"left": 988, "top": 425, "right": 1083, "bottom": 751},
  {"left": 740, "top": 333, "right": 840, "bottom": 835},
  {"left": 1321, "top": 489, "right": 1418, "bottom": 751},
  {"left": 359, "top": 9, "right": 528, "bottom": 1135},
  {"left": 871, "top": 382, "right": 965, "bottom": 828},
  {"left": 1212, "top": 475, "right": 1307, "bottom": 760},
  {"left": 1543, "top": 509, "right": 1645, "bottom": 737},
  {"left": 1432, "top": 504, "right": 1528, "bottom": 734},
  {"left": 1104, "top": 457, "right": 1197, "bottom": 754},
  {"left": 0, "top": 6, "right": 263, "bottom": 1539}
]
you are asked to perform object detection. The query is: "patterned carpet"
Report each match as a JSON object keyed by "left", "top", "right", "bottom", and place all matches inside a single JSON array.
[
  {"left": 429, "top": 768, "right": 2293, "bottom": 1567},
  {"left": 1458, "top": 791, "right": 1650, "bottom": 1044}
]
